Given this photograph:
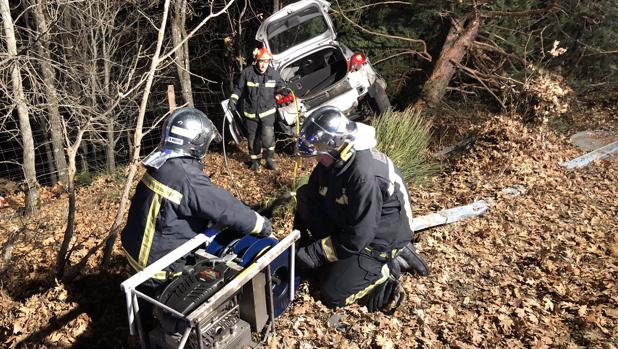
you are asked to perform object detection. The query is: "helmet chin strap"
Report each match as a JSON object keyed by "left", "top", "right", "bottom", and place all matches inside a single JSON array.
[
  {"left": 339, "top": 141, "right": 355, "bottom": 162},
  {"left": 332, "top": 141, "right": 355, "bottom": 169}
]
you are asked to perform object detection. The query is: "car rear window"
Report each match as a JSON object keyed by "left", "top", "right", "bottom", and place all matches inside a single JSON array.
[{"left": 267, "top": 5, "right": 330, "bottom": 54}]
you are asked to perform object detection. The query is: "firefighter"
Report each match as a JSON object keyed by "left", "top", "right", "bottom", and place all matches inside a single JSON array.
[
  {"left": 121, "top": 108, "right": 272, "bottom": 291},
  {"left": 228, "top": 47, "right": 284, "bottom": 171},
  {"left": 293, "top": 106, "right": 429, "bottom": 313}
]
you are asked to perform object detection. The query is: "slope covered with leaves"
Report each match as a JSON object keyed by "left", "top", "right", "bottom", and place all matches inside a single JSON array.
[{"left": 0, "top": 109, "right": 616, "bottom": 348}]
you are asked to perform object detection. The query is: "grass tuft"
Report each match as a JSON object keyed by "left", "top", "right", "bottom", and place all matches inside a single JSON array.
[{"left": 373, "top": 107, "right": 438, "bottom": 184}]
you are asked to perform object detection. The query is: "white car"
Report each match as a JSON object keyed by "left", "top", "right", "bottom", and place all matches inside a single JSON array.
[{"left": 222, "top": 0, "right": 390, "bottom": 145}]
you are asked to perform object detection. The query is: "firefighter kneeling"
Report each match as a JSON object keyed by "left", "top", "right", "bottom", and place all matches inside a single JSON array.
[{"left": 293, "top": 106, "right": 429, "bottom": 313}]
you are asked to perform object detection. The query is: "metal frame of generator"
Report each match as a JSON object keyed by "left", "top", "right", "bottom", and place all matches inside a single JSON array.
[{"left": 121, "top": 229, "right": 300, "bottom": 349}]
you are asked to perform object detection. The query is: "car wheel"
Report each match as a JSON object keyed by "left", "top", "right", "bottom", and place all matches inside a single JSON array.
[{"left": 367, "top": 83, "right": 391, "bottom": 116}]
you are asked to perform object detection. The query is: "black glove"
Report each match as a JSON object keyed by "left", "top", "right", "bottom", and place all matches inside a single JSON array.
[
  {"left": 365, "top": 277, "right": 405, "bottom": 313},
  {"left": 394, "top": 242, "right": 429, "bottom": 276},
  {"left": 295, "top": 245, "right": 321, "bottom": 275},
  {"left": 251, "top": 216, "right": 271, "bottom": 237},
  {"left": 276, "top": 88, "right": 290, "bottom": 96},
  {"left": 228, "top": 99, "right": 237, "bottom": 113}
]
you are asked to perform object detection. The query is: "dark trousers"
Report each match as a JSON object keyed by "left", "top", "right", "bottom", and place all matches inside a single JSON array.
[
  {"left": 294, "top": 185, "right": 398, "bottom": 308},
  {"left": 245, "top": 115, "right": 275, "bottom": 159}
]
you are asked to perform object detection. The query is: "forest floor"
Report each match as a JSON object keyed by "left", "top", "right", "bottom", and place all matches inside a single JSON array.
[{"left": 0, "top": 101, "right": 616, "bottom": 348}]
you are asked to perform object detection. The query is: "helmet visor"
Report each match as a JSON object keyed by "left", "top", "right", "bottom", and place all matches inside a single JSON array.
[
  {"left": 297, "top": 118, "right": 337, "bottom": 158},
  {"left": 297, "top": 133, "right": 318, "bottom": 157}
]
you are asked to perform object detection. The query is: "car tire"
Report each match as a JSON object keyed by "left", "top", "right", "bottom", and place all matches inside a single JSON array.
[{"left": 367, "top": 83, "right": 391, "bottom": 116}]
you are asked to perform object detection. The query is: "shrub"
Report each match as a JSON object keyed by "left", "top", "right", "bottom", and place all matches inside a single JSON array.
[{"left": 373, "top": 107, "right": 437, "bottom": 184}]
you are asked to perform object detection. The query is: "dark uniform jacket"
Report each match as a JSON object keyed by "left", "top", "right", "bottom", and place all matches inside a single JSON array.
[
  {"left": 302, "top": 148, "right": 413, "bottom": 263},
  {"left": 231, "top": 65, "right": 283, "bottom": 119},
  {"left": 121, "top": 157, "right": 266, "bottom": 281}
]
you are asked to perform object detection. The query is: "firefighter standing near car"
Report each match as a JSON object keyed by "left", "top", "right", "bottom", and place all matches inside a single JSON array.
[
  {"left": 120, "top": 108, "right": 272, "bottom": 294},
  {"left": 228, "top": 47, "right": 284, "bottom": 171},
  {"left": 293, "top": 106, "right": 429, "bottom": 313}
]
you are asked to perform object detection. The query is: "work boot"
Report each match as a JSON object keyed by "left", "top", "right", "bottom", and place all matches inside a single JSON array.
[
  {"left": 394, "top": 242, "right": 429, "bottom": 276},
  {"left": 264, "top": 150, "right": 277, "bottom": 170},
  {"left": 382, "top": 279, "right": 406, "bottom": 314},
  {"left": 249, "top": 160, "right": 260, "bottom": 171},
  {"left": 364, "top": 276, "right": 406, "bottom": 314}
]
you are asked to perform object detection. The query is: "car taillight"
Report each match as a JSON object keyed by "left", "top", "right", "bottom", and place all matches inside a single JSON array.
[
  {"left": 276, "top": 94, "right": 295, "bottom": 106},
  {"left": 348, "top": 52, "right": 366, "bottom": 71}
]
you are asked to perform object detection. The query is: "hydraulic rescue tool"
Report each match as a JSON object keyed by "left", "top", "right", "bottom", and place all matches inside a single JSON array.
[{"left": 121, "top": 228, "right": 300, "bottom": 349}]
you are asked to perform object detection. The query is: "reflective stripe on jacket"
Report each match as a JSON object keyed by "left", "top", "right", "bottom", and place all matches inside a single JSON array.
[
  {"left": 120, "top": 157, "right": 266, "bottom": 275},
  {"left": 231, "top": 65, "right": 283, "bottom": 119}
]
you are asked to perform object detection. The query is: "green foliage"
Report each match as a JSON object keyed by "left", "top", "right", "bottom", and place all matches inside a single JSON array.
[
  {"left": 373, "top": 108, "right": 438, "bottom": 184},
  {"left": 326, "top": 0, "right": 616, "bottom": 108},
  {"left": 74, "top": 171, "right": 93, "bottom": 187},
  {"left": 329, "top": 1, "right": 445, "bottom": 100}
]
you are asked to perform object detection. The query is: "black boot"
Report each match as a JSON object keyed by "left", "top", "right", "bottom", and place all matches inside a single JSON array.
[
  {"left": 394, "top": 242, "right": 429, "bottom": 276},
  {"left": 264, "top": 150, "right": 277, "bottom": 170},
  {"left": 364, "top": 276, "right": 406, "bottom": 314},
  {"left": 249, "top": 160, "right": 259, "bottom": 171}
]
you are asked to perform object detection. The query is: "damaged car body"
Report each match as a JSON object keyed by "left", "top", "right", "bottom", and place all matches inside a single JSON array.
[{"left": 222, "top": 0, "right": 390, "bottom": 145}]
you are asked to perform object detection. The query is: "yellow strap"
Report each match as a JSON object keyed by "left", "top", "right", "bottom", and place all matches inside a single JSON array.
[
  {"left": 335, "top": 188, "right": 348, "bottom": 205},
  {"left": 138, "top": 194, "right": 162, "bottom": 267},
  {"left": 339, "top": 141, "right": 354, "bottom": 161},
  {"left": 345, "top": 264, "right": 390, "bottom": 305},
  {"left": 319, "top": 187, "right": 328, "bottom": 196},
  {"left": 231, "top": 94, "right": 239, "bottom": 100},
  {"left": 321, "top": 236, "right": 338, "bottom": 262},
  {"left": 247, "top": 81, "right": 259, "bottom": 87},
  {"left": 259, "top": 108, "right": 276, "bottom": 117},
  {"left": 365, "top": 246, "right": 399, "bottom": 259},
  {"left": 244, "top": 108, "right": 276, "bottom": 119},
  {"left": 141, "top": 173, "right": 183, "bottom": 205},
  {"left": 122, "top": 247, "right": 173, "bottom": 280}
]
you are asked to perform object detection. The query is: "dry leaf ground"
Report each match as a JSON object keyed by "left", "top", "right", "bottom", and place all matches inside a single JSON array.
[{"left": 0, "top": 106, "right": 616, "bottom": 348}]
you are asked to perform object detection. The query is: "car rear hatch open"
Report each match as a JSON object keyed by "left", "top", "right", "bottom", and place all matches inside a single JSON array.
[{"left": 256, "top": 0, "right": 337, "bottom": 70}]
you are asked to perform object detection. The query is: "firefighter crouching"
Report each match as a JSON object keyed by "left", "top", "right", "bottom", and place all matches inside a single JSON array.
[
  {"left": 293, "top": 106, "right": 429, "bottom": 313},
  {"left": 120, "top": 108, "right": 272, "bottom": 294},
  {"left": 228, "top": 47, "right": 284, "bottom": 171}
]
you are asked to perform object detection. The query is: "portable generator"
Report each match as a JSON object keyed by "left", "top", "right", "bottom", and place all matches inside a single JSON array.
[{"left": 121, "top": 229, "right": 300, "bottom": 349}]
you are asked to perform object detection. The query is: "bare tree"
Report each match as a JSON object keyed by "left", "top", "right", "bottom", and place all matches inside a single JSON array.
[
  {"left": 171, "top": 0, "right": 194, "bottom": 107},
  {"left": 1, "top": 0, "right": 40, "bottom": 214},
  {"left": 31, "top": 0, "right": 69, "bottom": 185},
  {"left": 51, "top": 0, "right": 144, "bottom": 279},
  {"left": 102, "top": 0, "right": 239, "bottom": 266}
]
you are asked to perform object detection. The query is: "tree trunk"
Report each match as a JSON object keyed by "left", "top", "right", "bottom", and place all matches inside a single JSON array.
[
  {"left": 416, "top": 15, "right": 481, "bottom": 109},
  {"left": 106, "top": 120, "right": 116, "bottom": 172},
  {"left": 79, "top": 141, "right": 89, "bottom": 173},
  {"left": 55, "top": 151, "right": 77, "bottom": 278},
  {"left": 172, "top": 0, "right": 194, "bottom": 107},
  {"left": 1, "top": 0, "right": 40, "bottom": 214},
  {"left": 102, "top": 0, "right": 173, "bottom": 264},
  {"left": 42, "top": 128, "right": 58, "bottom": 185},
  {"left": 103, "top": 33, "right": 116, "bottom": 172},
  {"left": 32, "top": 0, "right": 69, "bottom": 184}
]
